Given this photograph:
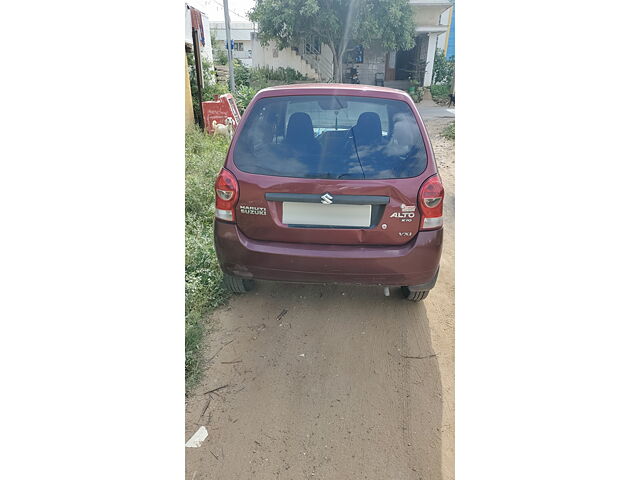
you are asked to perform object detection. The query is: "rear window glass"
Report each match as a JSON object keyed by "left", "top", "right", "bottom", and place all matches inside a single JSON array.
[{"left": 233, "top": 95, "right": 427, "bottom": 179}]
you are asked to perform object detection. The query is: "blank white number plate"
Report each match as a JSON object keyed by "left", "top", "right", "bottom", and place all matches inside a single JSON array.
[{"left": 282, "top": 202, "right": 371, "bottom": 227}]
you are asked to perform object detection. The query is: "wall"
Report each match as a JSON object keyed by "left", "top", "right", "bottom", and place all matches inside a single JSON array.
[
  {"left": 213, "top": 40, "right": 253, "bottom": 66},
  {"left": 251, "top": 37, "right": 321, "bottom": 80},
  {"left": 185, "top": 54, "right": 194, "bottom": 126},
  {"left": 351, "top": 45, "right": 387, "bottom": 85},
  {"left": 210, "top": 21, "right": 254, "bottom": 42},
  {"left": 412, "top": 6, "right": 447, "bottom": 27},
  {"left": 437, "top": 7, "right": 453, "bottom": 51}
]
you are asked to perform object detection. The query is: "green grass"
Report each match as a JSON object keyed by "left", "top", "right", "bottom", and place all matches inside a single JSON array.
[
  {"left": 185, "top": 125, "right": 231, "bottom": 392},
  {"left": 430, "top": 84, "right": 451, "bottom": 103},
  {"left": 443, "top": 122, "right": 455, "bottom": 141}
]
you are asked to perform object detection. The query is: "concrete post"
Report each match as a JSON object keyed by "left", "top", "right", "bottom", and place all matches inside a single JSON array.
[{"left": 423, "top": 32, "right": 439, "bottom": 87}]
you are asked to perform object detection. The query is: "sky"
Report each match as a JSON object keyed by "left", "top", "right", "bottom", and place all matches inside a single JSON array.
[{"left": 189, "top": 0, "right": 256, "bottom": 22}]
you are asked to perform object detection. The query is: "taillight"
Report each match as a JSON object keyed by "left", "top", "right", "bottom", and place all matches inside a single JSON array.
[
  {"left": 214, "top": 168, "right": 239, "bottom": 222},
  {"left": 418, "top": 175, "right": 444, "bottom": 230}
]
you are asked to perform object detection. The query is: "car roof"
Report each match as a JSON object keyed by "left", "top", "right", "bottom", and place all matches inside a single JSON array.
[{"left": 254, "top": 83, "right": 413, "bottom": 101}]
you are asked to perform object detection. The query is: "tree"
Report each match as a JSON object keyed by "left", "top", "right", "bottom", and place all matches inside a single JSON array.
[{"left": 249, "top": 0, "right": 415, "bottom": 82}]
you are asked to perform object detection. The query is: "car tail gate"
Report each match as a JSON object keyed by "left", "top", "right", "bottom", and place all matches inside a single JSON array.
[
  {"left": 227, "top": 175, "right": 427, "bottom": 246},
  {"left": 218, "top": 92, "right": 441, "bottom": 246}
]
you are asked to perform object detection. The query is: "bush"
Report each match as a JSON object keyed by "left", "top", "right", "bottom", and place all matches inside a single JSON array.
[
  {"left": 432, "top": 49, "right": 454, "bottom": 86},
  {"left": 443, "top": 122, "right": 455, "bottom": 141},
  {"left": 185, "top": 126, "right": 231, "bottom": 391},
  {"left": 233, "top": 64, "right": 307, "bottom": 110},
  {"left": 210, "top": 30, "right": 228, "bottom": 65},
  {"left": 235, "top": 85, "right": 258, "bottom": 112},
  {"left": 409, "top": 78, "right": 425, "bottom": 103},
  {"left": 233, "top": 59, "right": 250, "bottom": 88},
  {"left": 249, "top": 66, "right": 308, "bottom": 89},
  {"left": 430, "top": 84, "right": 451, "bottom": 102}
]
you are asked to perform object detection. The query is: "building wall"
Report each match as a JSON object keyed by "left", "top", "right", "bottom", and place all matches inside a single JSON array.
[
  {"left": 213, "top": 40, "right": 253, "bottom": 66},
  {"left": 350, "top": 45, "right": 387, "bottom": 85},
  {"left": 210, "top": 22, "right": 254, "bottom": 66},
  {"left": 251, "top": 38, "right": 321, "bottom": 80},
  {"left": 185, "top": 54, "right": 194, "bottom": 126},
  {"left": 437, "top": 7, "right": 453, "bottom": 51},
  {"left": 411, "top": 6, "right": 446, "bottom": 27},
  {"left": 210, "top": 22, "right": 254, "bottom": 42}
]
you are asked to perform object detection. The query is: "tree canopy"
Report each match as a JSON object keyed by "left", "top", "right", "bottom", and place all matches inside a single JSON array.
[{"left": 249, "top": 0, "right": 416, "bottom": 81}]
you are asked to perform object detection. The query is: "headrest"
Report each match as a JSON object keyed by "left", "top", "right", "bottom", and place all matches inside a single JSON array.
[{"left": 353, "top": 112, "right": 382, "bottom": 145}]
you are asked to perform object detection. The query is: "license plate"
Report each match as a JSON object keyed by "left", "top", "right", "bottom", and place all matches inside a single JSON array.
[{"left": 282, "top": 202, "right": 372, "bottom": 227}]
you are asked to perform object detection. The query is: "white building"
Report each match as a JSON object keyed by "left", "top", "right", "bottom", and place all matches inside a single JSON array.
[
  {"left": 251, "top": 35, "right": 333, "bottom": 81},
  {"left": 210, "top": 21, "right": 255, "bottom": 67}
]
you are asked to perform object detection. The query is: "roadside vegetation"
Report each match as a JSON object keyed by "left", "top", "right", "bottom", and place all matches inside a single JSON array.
[
  {"left": 233, "top": 62, "right": 310, "bottom": 111},
  {"left": 443, "top": 122, "right": 455, "bottom": 140},
  {"left": 188, "top": 47, "right": 310, "bottom": 114},
  {"left": 185, "top": 126, "right": 230, "bottom": 391},
  {"left": 429, "top": 49, "right": 455, "bottom": 104}
]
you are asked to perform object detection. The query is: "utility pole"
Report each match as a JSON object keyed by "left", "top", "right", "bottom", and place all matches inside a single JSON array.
[
  {"left": 191, "top": 21, "right": 205, "bottom": 129},
  {"left": 223, "top": 0, "right": 235, "bottom": 93}
]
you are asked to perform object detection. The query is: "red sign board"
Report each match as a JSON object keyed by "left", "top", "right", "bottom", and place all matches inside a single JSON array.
[{"left": 202, "top": 94, "right": 241, "bottom": 134}]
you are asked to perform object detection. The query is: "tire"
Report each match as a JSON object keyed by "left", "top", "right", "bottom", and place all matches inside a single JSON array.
[
  {"left": 401, "top": 286, "right": 429, "bottom": 302},
  {"left": 222, "top": 273, "right": 255, "bottom": 294}
]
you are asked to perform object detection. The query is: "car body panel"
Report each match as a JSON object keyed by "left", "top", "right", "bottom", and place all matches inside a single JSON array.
[
  {"left": 214, "top": 84, "right": 443, "bottom": 288},
  {"left": 214, "top": 220, "right": 442, "bottom": 286}
]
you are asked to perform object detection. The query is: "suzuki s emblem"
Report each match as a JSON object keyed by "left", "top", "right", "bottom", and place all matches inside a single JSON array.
[{"left": 320, "top": 193, "right": 334, "bottom": 205}]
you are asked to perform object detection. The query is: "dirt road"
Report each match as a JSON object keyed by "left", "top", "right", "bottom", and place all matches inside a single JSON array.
[{"left": 186, "top": 118, "right": 455, "bottom": 480}]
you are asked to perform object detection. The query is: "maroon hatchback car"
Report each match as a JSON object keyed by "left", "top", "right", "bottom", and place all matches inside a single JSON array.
[{"left": 213, "top": 84, "right": 443, "bottom": 301}]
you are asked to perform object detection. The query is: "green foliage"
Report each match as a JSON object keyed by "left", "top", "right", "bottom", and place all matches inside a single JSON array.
[
  {"left": 430, "top": 84, "right": 451, "bottom": 103},
  {"left": 249, "top": 0, "right": 415, "bottom": 81},
  {"left": 235, "top": 85, "right": 259, "bottom": 112},
  {"left": 432, "top": 48, "right": 454, "bottom": 86},
  {"left": 250, "top": 66, "right": 308, "bottom": 89},
  {"left": 408, "top": 78, "right": 425, "bottom": 103},
  {"left": 216, "top": 49, "right": 229, "bottom": 65},
  {"left": 443, "top": 122, "right": 455, "bottom": 141},
  {"left": 410, "top": 87, "right": 425, "bottom": 103},
  {"left": 185, "top": 126, "right": 231, "bottom": 391},
  {"left": 233, "top": 59, "right": 250, "bottom": 88},
  {"left": 211, "top": 31, "right": 228, "bottom": 65},
  {"left": 354, "top": 0, "right": 415, "bottom": 52},
  {"left": 235, "top": 64, "right": 308, "bottom": 111}
]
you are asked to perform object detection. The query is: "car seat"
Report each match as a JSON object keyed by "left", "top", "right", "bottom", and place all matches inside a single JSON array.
[{"left": 285, "top": 112, "right": 321, "bottom": 154}]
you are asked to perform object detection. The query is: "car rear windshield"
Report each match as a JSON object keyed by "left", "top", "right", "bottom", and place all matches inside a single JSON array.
[{"left": 233, "top": 95, "right": 428, "bottom": 180}]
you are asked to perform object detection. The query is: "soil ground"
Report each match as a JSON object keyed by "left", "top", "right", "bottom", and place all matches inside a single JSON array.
[{"left": 186, "top": 117, "right": 455, "bottom": 480}]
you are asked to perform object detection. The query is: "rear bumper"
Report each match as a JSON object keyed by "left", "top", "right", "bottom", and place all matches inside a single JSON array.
[{"left": 214, "top": 220, "right": 443, "bottom": 287}]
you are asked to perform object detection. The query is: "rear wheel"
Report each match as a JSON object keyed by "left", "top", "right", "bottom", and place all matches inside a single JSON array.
[
  {"left": 401, "top": 286, "right": 429, "bottom": 302},
  {"left": 222, "top": 273, "right": 255, "bottom": 294}
]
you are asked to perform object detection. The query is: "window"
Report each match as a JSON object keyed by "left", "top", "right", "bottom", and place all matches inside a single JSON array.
[
  {"left": 234, "top": 42, "right": 244, "bottom": 51},
  {"left": 234, "top": 95, "right": 428, "bottom": 179}
]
